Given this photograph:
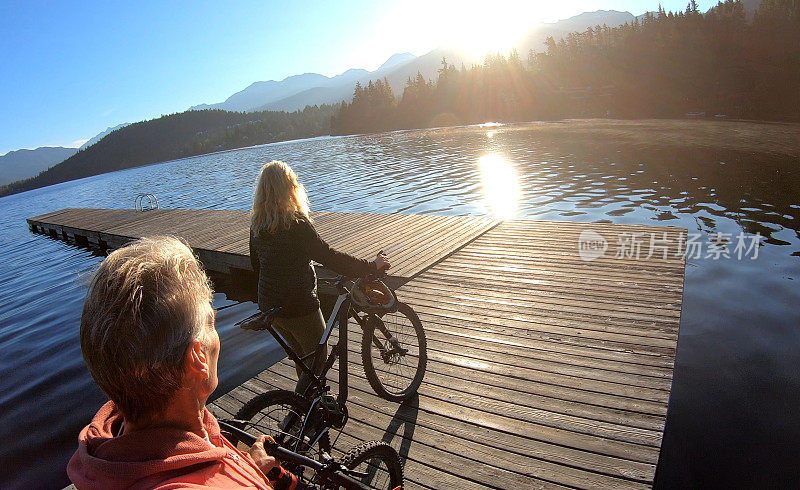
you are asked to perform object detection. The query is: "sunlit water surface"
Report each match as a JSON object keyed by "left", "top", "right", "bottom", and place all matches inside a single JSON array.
[{"left": 1, "top": 125, "right": 798, "bottom": 488}]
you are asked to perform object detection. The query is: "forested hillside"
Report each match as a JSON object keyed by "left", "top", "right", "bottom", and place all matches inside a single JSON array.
[
  {"left": 332, "top": 0, "right": 800, "bottom": 134},
  {"left": 1, "top": 106, "right": 335, "bottom": 197}
]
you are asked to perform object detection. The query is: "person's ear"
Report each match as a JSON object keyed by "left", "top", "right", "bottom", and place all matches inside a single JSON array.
[{"left": 186, "top": 339, "right": 209, "bottom": 380}]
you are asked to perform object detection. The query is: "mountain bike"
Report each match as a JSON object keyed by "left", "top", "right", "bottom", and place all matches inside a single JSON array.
[
  {"left": 228, "top": 273, "right": 426, "bottom": 468},
  {"left": 219, "top": 419, "right": 402, "bottom": 490}
]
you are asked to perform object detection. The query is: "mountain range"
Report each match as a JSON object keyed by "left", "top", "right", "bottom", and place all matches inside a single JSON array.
[
  {"left": 188, "top": 10, "right": 649, "bottom": 115},
  {"left": 0, "top": 123, "right": 131, "bottom": 186},
  {"left": 197, "top": 1, "right": 764, "bottom": 115},
  {"left": 189, "top": 52, "right": 420, "bottom": 113},
  {"left": 515, "top": 10, "right": 636, "bottom": 52},
  {"left": 0, "top": 147, "right": 78, "bottom": 186},
  {"left": 0, "top": 9, "right": 646, "bottom": 187}
]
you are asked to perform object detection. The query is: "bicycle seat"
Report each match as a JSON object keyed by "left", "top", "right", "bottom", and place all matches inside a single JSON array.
[{"left": 235, "top": 307, "right": 282, "bottom": 331}]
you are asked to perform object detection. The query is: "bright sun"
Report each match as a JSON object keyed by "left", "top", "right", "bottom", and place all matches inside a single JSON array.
[
  {"left": 377, "top": 1, "right": 558, "bottom": 63},
  {"left": 443, "top": 5, "right": 534, "bottom": 58}
]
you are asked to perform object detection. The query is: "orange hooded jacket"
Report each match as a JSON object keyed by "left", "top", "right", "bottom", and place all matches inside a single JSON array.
[{"left": 67, "top": 401, "right": 285, "bottom": 489}]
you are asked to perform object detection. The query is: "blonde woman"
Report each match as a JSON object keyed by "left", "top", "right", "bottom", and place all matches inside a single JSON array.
[{"left": 250, "top": 161, "right": 389, "bottom": 394}]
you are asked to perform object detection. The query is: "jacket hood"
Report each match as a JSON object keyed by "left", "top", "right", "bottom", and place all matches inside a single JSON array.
[{"left": 67, "top": 401, "right": 230, "bottom": 490}]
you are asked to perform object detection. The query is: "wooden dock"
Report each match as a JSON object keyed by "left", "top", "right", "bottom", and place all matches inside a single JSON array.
[
  {"left": 27, "top": 208, "right": 497, "bottom": 286},
  {"left": 29, "top": 208, "right": 685, "bottom": 489}
]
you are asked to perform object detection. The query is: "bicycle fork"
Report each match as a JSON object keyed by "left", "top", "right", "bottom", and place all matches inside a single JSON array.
[{"left": 365, "top": 315, "right": 409, "bottom": 361}]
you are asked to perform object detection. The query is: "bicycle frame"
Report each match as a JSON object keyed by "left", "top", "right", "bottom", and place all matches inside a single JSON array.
[
  {"left": 252, "top": 275, "right": 403, "bottom": 456},
  {"left": 218, "top": 419, "right": 373, "bottom": 490},
  {"left": 231, "top": 273, "right": 414, "bottom": 489},
  {"left": 260, "top": 277, "right": 371, "bottom": 406}
]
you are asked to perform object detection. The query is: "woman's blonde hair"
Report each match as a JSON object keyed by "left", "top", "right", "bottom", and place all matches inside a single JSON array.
[{"left": 251, "top": 160, "right": 310, "bottom": 233}]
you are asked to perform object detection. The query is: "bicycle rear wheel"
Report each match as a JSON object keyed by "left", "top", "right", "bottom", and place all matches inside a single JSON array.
[
  {"left": 341, "top": 440, "right": 403, "bottom": 490},
  {"left": 233, "top": 389, "right": 330, "bottom": 458},
  {"left": 361, "top": 302, "right": 427, "bottom": 402}
]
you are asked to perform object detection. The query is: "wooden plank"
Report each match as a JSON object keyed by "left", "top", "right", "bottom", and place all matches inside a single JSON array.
[
  {"left": 404, "top": 297, "right": 679, "bottom": 351},
  {"left": 416, "top": 314, "right": 675, "bottom": 369},
  {"left": 227, "top": 362, "right": 656, "bottom": 487},
  {"left": 228, "top": 367, "right": 651, "bottom": 488},
  {"left": 322, "top": 331, "right": 669, "bottom": 429},
  {"left": 27, "top": 209, "right": 498, "bottom": 280}
]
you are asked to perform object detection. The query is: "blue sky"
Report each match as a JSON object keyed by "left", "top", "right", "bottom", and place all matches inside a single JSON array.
[{"left": 0, "top": 0, "right": 718, "bottom": 155}]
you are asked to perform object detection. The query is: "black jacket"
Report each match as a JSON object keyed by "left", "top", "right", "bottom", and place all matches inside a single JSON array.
[{"left": 249, "top": 215, "right": 376, "bottom": 317}]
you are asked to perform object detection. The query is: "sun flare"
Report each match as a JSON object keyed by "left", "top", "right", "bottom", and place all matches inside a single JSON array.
[
  {"left": 478, "top": 153, "right": 520, "bottom": 219},
  {"left": 377, "top": 1, "right": 558, "bottom": 64}
]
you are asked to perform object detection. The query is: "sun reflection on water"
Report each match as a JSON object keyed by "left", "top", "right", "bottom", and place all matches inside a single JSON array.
[{"left": 477, "top": 153, "right": 520, "bottom": 219}]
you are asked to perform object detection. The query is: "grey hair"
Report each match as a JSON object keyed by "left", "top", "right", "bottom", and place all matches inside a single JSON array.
[{"left": 79, "top": 236, "right": 213, "bottom": 424}]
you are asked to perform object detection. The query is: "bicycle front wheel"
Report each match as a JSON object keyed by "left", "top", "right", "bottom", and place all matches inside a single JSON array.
[
  {"left": 361, "top": 302, "right": 427, "bottom": 402},
  {"left": 233, "top": 389, "right": 330, "bottom": 457},
  {"left": 341, "top": 440, "right": 404, "bottom": 490}
]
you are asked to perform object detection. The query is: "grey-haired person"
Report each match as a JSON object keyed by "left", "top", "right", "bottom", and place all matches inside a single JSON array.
[{"left": 68, "top": 236, "right": 297, "bottom": 489}]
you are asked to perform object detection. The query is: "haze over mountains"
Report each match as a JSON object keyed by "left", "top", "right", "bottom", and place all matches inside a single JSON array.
[
  {"left": 515, "top": 10, "right": 637, "bottom": 51},
  {"left": 0, "top": 147, "right": 78, "bottom": 186},
  {"left": 192, "top": 2, "right": 766, "bottom": 116},
  {"left": 188, "top": 9, "right": 648, "bottom": 114},
  {"left": 189, "top": 52, "right": 420, "bottom": 113},
  {"left": 0, "top": 123, "right": 131, "bottom": 186}
]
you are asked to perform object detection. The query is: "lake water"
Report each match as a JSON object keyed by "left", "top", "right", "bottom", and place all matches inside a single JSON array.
[{"left": 1, "top": 123, "right": 798, "bottom": 489}]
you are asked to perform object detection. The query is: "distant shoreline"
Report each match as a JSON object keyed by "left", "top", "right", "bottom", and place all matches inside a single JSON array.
[
  {"left": 491, "top": 118, "right": 800, "bottom": 159},
  {"left": 3, "top": 118, "right": 798, "bottom": 200},
  {"left": 374, "top": 118, "right": 800, "bottom": 159},
  {"left": 0, "top": 107, "right": 337, "bottom": 199},
  {"left": 0, "top": 134, "right": 343, "bottom": 200}
]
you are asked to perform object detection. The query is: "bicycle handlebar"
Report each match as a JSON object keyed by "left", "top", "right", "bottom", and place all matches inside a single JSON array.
[
  {"left": 318, "top": 251, "right": 389, "bottom": 286},
  {"left": 218, "top": 420, "right": 371, "bottom": 490},
  {"left": 318, "top": 267, "right": 388, "bottom": 287}
]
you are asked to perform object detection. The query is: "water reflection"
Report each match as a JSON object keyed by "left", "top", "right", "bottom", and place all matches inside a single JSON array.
[{"left": 477, "top": 153, "right": 520, "bottom": 219}]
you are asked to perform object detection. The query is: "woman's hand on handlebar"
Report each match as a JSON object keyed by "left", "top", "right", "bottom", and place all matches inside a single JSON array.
[{"left": 373, "top": 252, "right": 390, "bottom": 272}]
